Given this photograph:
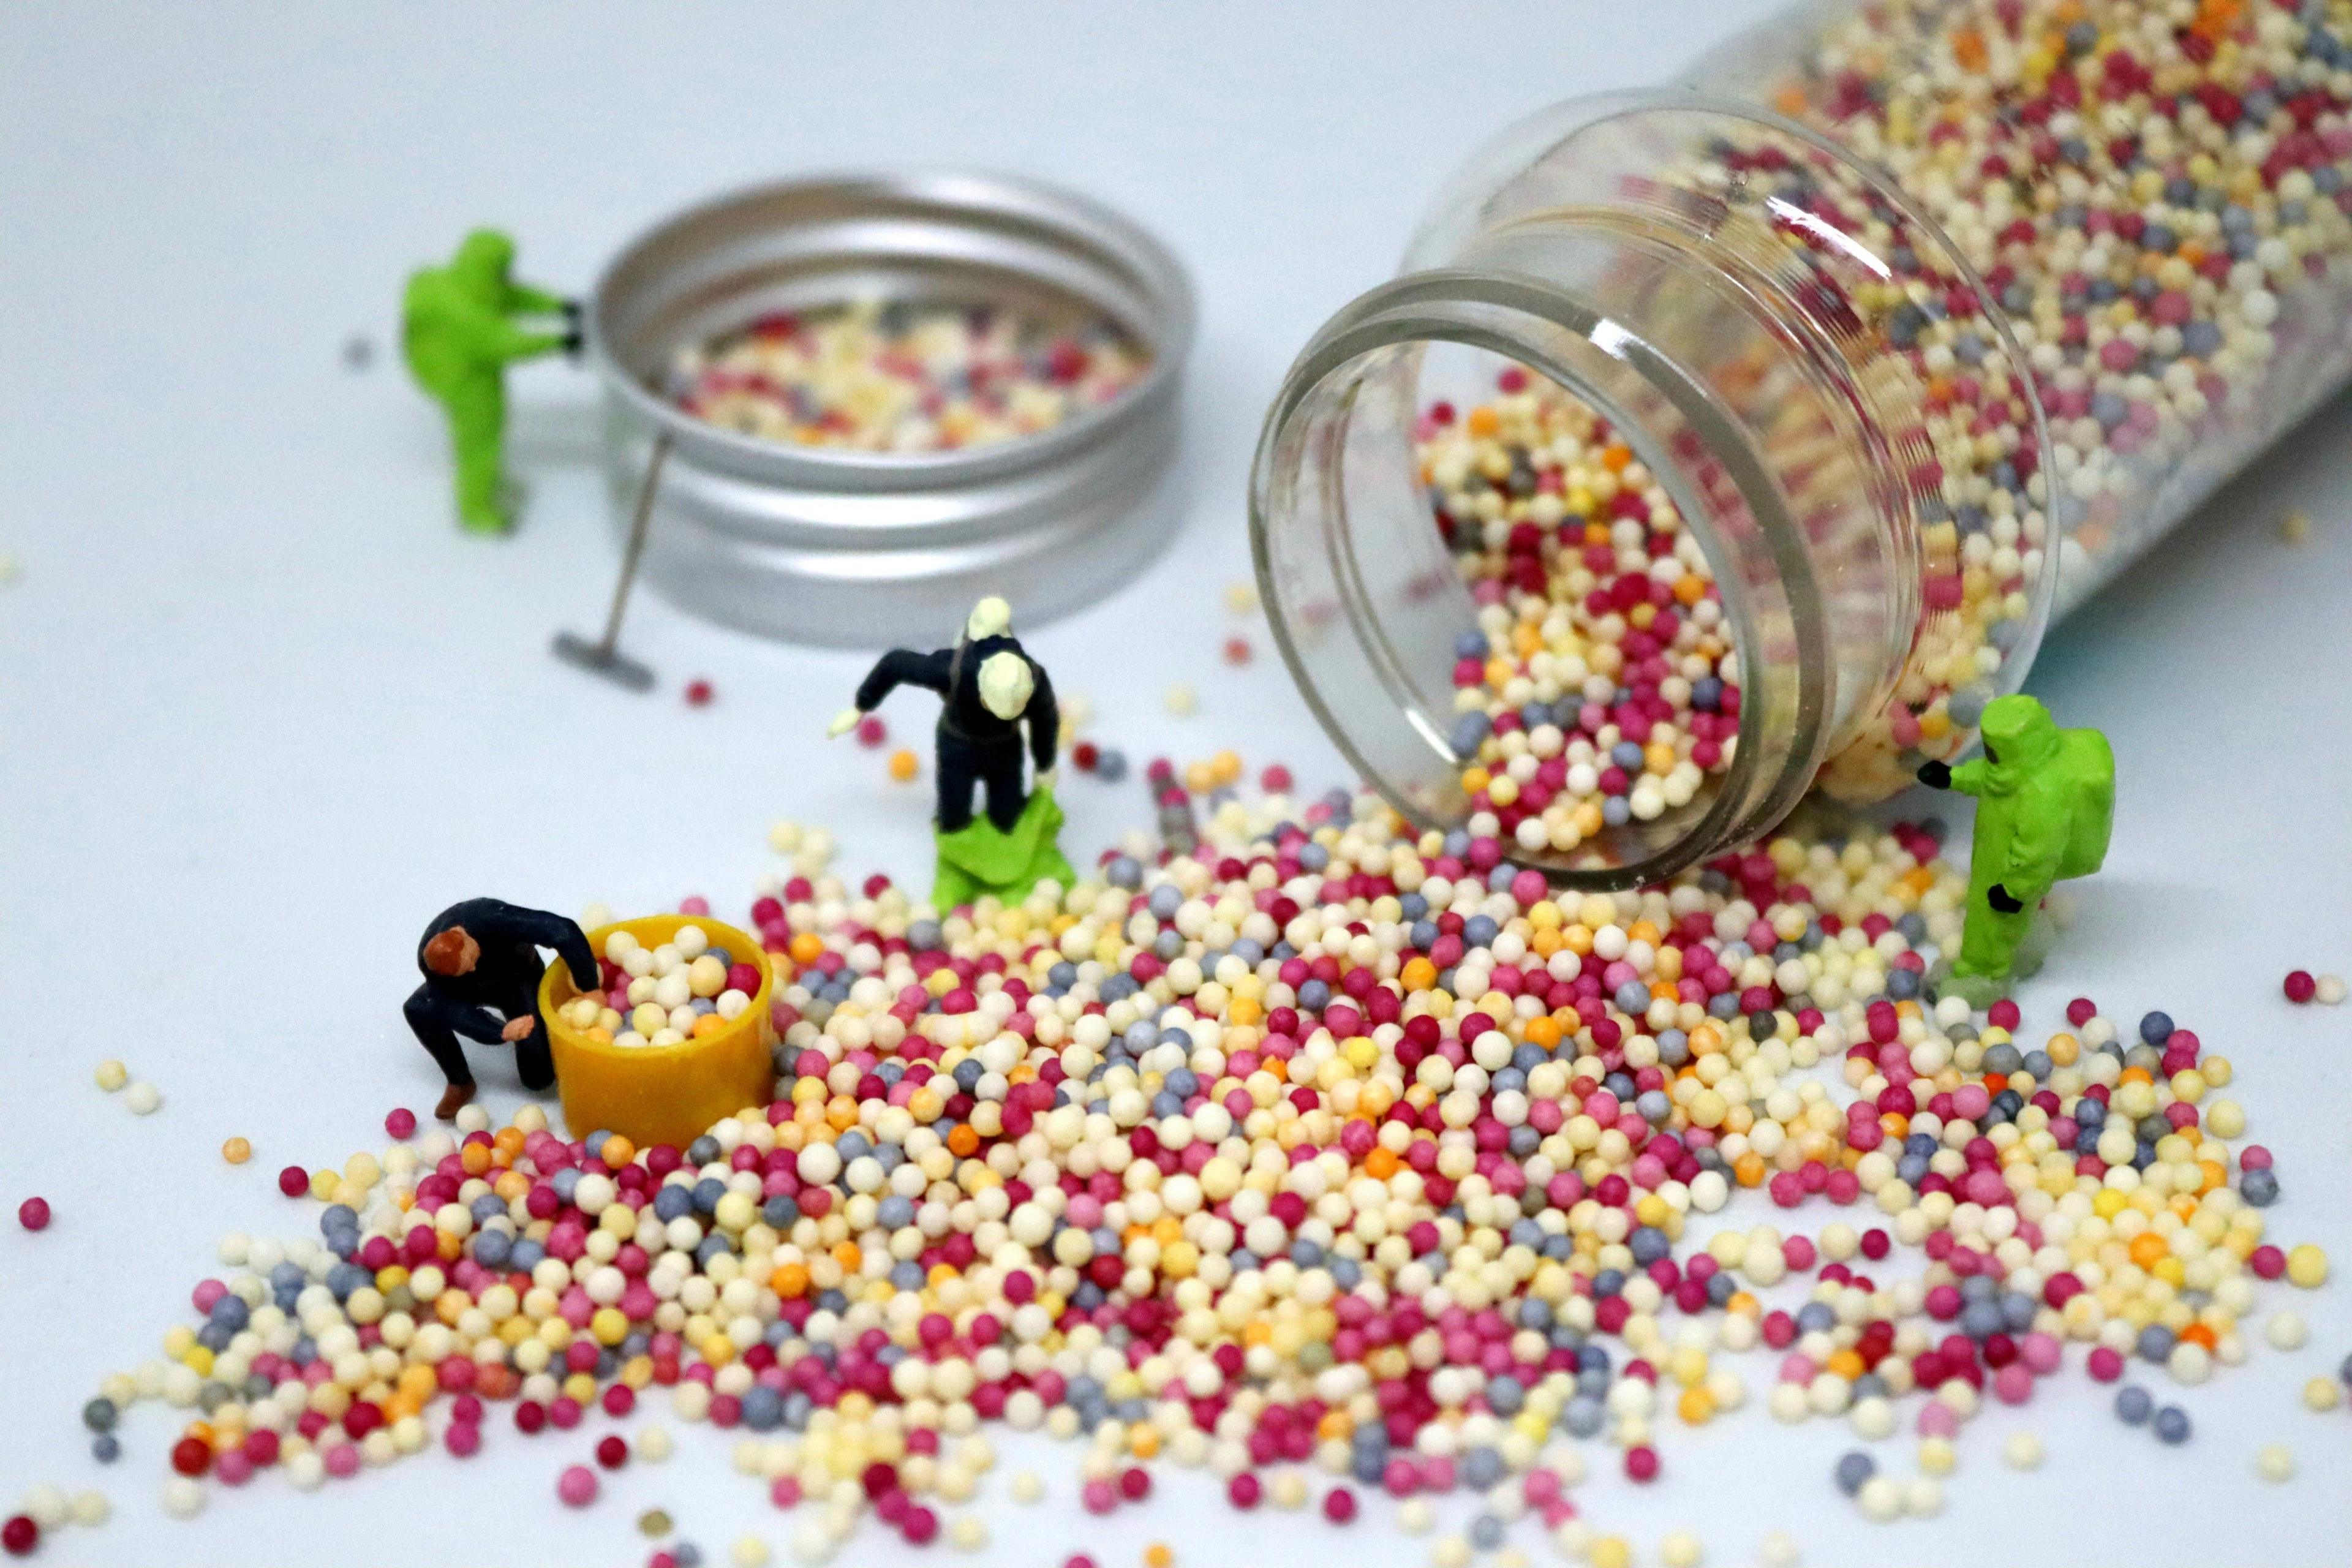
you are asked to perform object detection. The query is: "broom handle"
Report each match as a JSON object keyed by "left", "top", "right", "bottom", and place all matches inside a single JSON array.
[{"left": 595, "top": 428, "right": 673, "bottom": 655}]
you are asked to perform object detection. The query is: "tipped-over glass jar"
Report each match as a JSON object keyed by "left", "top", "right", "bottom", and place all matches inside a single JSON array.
[{"left": 1253, "top": 0, "right": 2352, "bottom": 887}]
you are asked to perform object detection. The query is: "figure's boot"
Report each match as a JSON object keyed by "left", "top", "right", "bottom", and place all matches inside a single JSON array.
[
  {"left": 1939, "top": 905, "right": 2037, "bottom": 1011},
  {"left": 1938, "top": 969, "right": 2013, "bottom": 1011}
]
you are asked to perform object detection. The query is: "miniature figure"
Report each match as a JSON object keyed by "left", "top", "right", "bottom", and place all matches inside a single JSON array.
[
  {"left": 406, "top": 898, "right": 600, "bottom": 1120},
  {"left": 1917, "top": 695, "right": 2114, "bottom": 1006},
  {"left": 401, "top": 229, "right": 579, "bottom": 533},
  {"left": 832, "top": 597, "right": 1074, "bottom": 904}
]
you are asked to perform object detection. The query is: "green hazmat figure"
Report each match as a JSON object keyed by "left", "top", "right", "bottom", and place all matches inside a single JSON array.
[
  {"left": 1917, "top": 694, "right": 2114, "bottom": 1006},
  {"left": 402, "top": 230, "right": 579, "bottom": 533}
]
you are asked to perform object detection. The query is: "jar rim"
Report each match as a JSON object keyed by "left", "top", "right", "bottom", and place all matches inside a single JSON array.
[
  {"left": 586, "top": 169, "right": 1196, "bottom": 491},
  {"left": 1250, "top": 267, "right": 1832, "bottom": 890}
]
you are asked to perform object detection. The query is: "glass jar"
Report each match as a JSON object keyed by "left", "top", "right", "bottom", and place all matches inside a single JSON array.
[{"left": 1253, "top": 0, "right": 2352, "bottom": 888}]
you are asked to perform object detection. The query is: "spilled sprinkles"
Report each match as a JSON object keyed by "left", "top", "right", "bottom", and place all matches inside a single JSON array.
[{"left": 23, "top": 777, "right": 2331, "bottom": 1565}]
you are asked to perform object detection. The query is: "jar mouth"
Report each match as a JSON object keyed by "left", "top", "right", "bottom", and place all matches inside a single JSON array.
[
  {"left": 1250, "top": 268, "right": 1832, "bottom": 890},
  {"left": 587, "top": 170, "right": 1196, "bottom": 491}
]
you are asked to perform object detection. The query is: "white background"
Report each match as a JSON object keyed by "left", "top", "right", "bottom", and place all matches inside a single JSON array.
[{"left": 2, "top": 4, "right": 2348, "bottom": 1566}]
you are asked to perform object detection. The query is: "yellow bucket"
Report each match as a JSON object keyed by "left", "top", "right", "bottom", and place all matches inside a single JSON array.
[{"left": 539, "top": 914, "right": 777, "bottom": 1151}]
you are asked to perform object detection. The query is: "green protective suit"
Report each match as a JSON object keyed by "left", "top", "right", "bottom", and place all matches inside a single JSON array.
[
  {"left": 1939, "top": 695, "right": 2114, "bottom": 993},
  {"left": 401, "top": 230, "right": 570, "bottom": 532},
  {"left": 931, "top": 785, "right": 1077, "bottom": 910}
]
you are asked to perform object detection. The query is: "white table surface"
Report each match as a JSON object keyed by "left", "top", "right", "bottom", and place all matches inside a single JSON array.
[{"left": 3, "top": 4, "right": 2348, "bottom": 1566}]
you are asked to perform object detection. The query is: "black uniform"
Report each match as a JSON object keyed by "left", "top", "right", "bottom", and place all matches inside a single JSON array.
[
  {"left": 855, "top": 634, "right": 1057, "bottom": 834},
  {"left": 404, "top": 899, "right": 598, "bottom": 1092}
]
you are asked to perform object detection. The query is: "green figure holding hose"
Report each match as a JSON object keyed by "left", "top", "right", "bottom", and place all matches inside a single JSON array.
[
  {"left": 1917, "top": 694, "right": 2114, "bottom": 1007},
  {"left": 402, "top": 230, "right": 580, "bottom": 532}
]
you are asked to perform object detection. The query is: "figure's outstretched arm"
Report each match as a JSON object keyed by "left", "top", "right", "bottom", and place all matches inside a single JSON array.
[
  {"left": 505, "top": 280, "right": 570, "bottom": 315},
  {"left": 854, "top": 649, "right": 951, "bottom": 713},
  {"left": 506, "top": 906, "right": 600, "bottom": 992},
  {"left": 1945, "top": 759, "right": 1991, "bottom": 797},
  {"left": 486, "top": 323, "right": 567, "bottom": 364},
  {"left": 453, "top": 299, "right": 565, "bottom": 364}
]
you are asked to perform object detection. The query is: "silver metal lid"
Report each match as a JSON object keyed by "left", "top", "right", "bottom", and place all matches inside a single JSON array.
[{"left": 585, "top": 172, "right": 1194, "bottom": 647}]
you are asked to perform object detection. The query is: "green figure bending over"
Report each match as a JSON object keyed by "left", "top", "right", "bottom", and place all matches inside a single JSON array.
[
  {"left": 1917, "top": 695, "right": 2114, "bottom": 1007},
  {"left": 402, "top": 230, "right": 579, "bottom": 533}
]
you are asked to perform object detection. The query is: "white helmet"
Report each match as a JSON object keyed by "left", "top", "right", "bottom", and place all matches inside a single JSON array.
[
  {"left": 977, "top": 650, "right": 1035, "bottom": 721},
  {"left": 965, "top": 595, "right": 1012, "bottom": 642}
]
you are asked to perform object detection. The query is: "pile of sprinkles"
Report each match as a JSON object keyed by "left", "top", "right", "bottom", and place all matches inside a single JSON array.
[
  {"left": 666, "top": 299, "right": 1150, "bottom": 454},
  {"left": 1420, "top": 379, "right": 1739, "bottom": 855},
  {"left": 50, "top": 782, "right": 2331, "bottom": 1564}
]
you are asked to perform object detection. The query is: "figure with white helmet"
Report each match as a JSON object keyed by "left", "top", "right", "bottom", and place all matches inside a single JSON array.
[{"left": 831, "top": 598, "right": 1074, "bottom": 902}]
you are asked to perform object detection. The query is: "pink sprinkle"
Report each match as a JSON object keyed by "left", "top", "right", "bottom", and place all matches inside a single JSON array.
[
  {"left": 557, "top": 1464, "right": 600, "bottom": 1507},
  {"left": 384, "top": 1107, "right": 418, "bottom": 1140},
  {"left": 1916, "top": 1403, "right": 1958, "bottom": 1439},
  {"left": 323, "top": 1443, "right": 361, "bottom": 1479}
]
